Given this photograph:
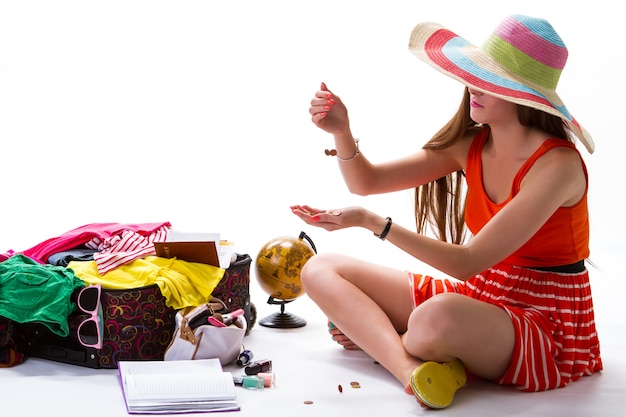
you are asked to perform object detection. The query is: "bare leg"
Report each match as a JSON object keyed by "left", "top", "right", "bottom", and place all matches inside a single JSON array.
[
  {"left": 301, "top": 253, "right": 422, "bottom": 385},
  {"left": 403, "top": 292, "right": 515, "bottom": 380},
  {"left": 301, "top": 253, "right": 516, "bottom": 399}
]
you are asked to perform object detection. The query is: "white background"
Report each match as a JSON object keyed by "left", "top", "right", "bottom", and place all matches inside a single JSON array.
[
  {"left": 1, "top": 2, "right": 624, "bottom": 416},
  {"left": 1, "top": 1, "right": 622, "bottom": 275}
]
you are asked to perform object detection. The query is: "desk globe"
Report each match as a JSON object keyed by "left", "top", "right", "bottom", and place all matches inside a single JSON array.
[{"left": 255, "top": 231, "right": 316, "bottom": 328}]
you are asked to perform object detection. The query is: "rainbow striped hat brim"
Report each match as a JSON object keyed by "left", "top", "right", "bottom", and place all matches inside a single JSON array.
[{"left": 408, "top": 15, "right": 594, "bottom": 153}]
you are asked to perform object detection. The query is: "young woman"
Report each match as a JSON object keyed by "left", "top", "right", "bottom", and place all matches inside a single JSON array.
[{"left": 291, "top": 15, "right": 602, "bottom": 409}]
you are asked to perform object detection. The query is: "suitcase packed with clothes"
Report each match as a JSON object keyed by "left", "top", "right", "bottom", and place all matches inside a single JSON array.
[{"left": 0, "top": 222, "right": 256, "bottom": 369}]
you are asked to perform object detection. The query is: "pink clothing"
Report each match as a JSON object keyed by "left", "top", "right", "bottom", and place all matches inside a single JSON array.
[
  {"left": 20, "top": 222, "right": 171, "bottom": 264},
  {"left": 89, "top": 226, "right": 170, "bottom": 274}
]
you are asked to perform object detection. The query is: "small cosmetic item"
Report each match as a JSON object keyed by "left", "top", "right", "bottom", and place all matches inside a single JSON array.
[
  {"left": 209, "top": 309, "right": 245, "bottom": 328},
  {"left": 233, "top": 375, "right": 264, "bottom": 390},
  {"left": 220, "top": 309, "right": 244, "bottom": 326},
  {"left": 258, "top": 372, "right": 275, "bottom": 388},
  {"left": 244, "top": 359, "right": 272, "bottom": 375},
  {"left": 236, "top": 349, "right": 253, "bottom": 367},
  {"left": 242, "top": 376, "right": 264, "bottom": 390},
  {"left": 207, "top": 316, "right": 227, "bottom": 327}
]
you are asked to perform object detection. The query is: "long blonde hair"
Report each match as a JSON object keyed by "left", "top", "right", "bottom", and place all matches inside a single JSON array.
[{"left": 415, "top": 88, "right": 571, "bottom": 244}]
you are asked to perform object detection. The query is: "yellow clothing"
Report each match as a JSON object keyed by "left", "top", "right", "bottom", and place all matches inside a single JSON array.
[{"left": 68, "top": 256, "right": 225, "bottom": 310}]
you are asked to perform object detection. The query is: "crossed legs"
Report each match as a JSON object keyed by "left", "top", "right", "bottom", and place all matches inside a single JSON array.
[{"left": 300, "top": 253, "right": 516, "bottom": 404}]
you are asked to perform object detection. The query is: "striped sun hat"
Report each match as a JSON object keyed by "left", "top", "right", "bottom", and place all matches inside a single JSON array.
[{"left": 408, "top": 15, "right": 594, "bottom": 153}]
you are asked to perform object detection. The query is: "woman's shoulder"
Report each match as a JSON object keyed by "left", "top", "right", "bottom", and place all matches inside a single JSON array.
[
  {"left": 530, "top": 140, "right": 585, "bottom": 175},
  {"left": 520, "top": 138, "right": 588, "bottom": 206},
  {"left": 447, "top": 126, "right": 486, "bottom": 168}
]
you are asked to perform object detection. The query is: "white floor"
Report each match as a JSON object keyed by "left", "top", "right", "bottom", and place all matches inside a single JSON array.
[{"left": 2, "top": 246, "right": 624, "bottom": 416}]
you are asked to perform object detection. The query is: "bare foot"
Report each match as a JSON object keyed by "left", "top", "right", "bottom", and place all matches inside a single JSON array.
[{"left": 328, "top": 320, "right": 362, "bottom": 350}]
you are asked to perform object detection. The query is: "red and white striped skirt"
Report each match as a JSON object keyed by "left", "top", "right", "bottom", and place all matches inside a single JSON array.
[{"left": 409, "top": 261, "right": 603, "bottom": 392}]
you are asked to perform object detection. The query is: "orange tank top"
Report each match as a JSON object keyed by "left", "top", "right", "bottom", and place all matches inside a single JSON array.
[{"left": 465, "top": 128, "right": 590, "bottom": 267}]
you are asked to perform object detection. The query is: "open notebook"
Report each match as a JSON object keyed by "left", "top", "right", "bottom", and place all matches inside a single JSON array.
[{"left": 118, "top": 358, "right": 239, "bottom": 414}]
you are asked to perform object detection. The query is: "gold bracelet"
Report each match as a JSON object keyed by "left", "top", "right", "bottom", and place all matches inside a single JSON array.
[{"left": 325, "top": 138, "right": 360, "bottom": 161}]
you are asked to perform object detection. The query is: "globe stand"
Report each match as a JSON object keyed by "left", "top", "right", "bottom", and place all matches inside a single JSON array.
[{"left": 259, "top": 296, "right": 306, "bottom": 328}]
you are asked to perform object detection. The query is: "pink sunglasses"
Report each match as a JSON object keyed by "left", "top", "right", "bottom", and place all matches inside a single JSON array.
[{"left": 76, "top": 284, "right": 103, "bottom": 349}]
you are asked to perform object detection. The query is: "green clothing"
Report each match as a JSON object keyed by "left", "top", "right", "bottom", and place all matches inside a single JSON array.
[{"left": 0, "top": 254, "right": 85, "bottom": 336}]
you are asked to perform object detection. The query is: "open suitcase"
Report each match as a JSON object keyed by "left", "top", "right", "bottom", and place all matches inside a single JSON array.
[{"left": 16, "top": 254, "right": 256, "bottom": 369}]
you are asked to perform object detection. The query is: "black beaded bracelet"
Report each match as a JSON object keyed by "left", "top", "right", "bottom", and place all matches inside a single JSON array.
[{"left": 374, "top": 217, "right": 392, "bottom": 240}]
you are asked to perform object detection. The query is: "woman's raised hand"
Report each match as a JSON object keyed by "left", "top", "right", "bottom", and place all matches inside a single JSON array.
[{"left": 309, "top": 82, "right": 350, "bottom": 136}]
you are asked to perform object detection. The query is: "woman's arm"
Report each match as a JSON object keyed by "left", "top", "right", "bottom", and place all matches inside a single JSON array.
[
  {"left": 293, "top": 147, "right": 586, "bottom": 280},
  {"left": 310, "top": 82, "right": 466, "bottom": 195},
  {"left": 335, "top": 147, "right": 465, "bottom": 196}
]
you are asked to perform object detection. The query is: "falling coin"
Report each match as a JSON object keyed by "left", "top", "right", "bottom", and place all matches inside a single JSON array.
[
  {"left": 338, "top": 384, "right": 343, "bottom": 393},
  {"left": 350, "top": 381, "right": 361, "bottom": 389},
  {"left": 303, "top": 400, "right": 314, "bottom": 405}
]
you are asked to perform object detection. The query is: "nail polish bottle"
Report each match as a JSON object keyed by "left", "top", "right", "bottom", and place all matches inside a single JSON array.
[{"left": 244, "top": 359, "right": 272, "bottom": 375}]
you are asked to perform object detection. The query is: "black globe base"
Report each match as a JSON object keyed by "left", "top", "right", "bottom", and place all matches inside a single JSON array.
[
  {"left": 259, "top": 311, "right": 306, "bottom": 328},
  {"left": 259, "top": 296, "right": 306, "bottom": 328}
]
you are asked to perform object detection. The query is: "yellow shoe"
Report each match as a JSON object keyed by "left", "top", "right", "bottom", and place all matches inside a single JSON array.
[{"left": 409, "top": 359, "right": 467, "bottom": 409}]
